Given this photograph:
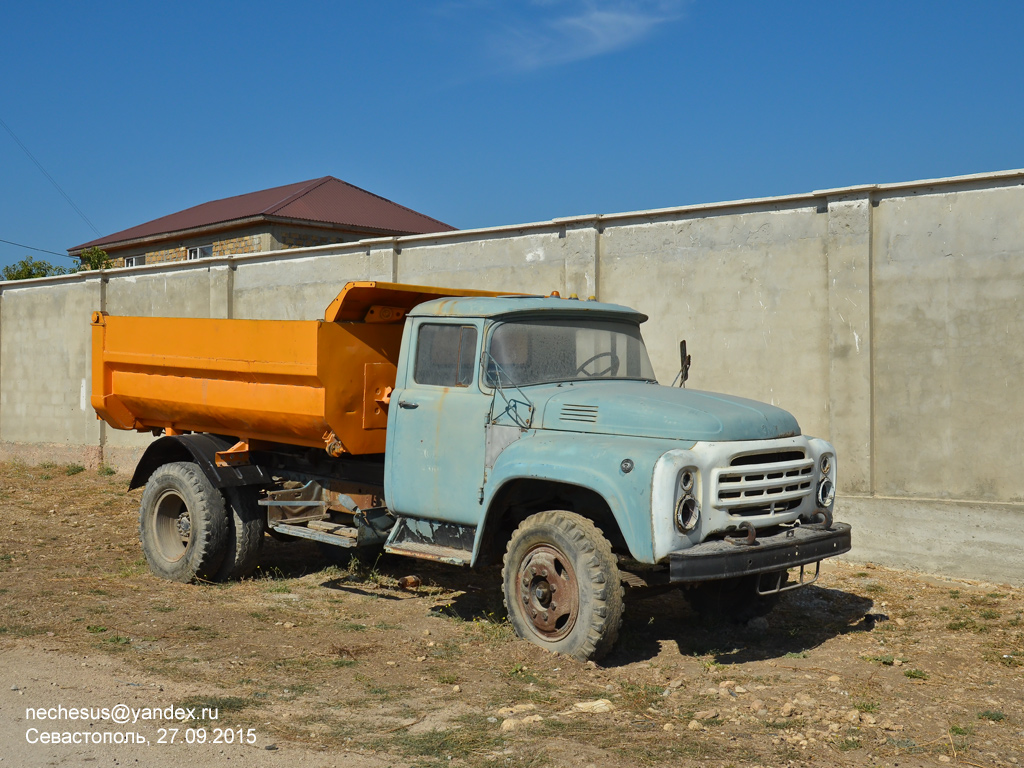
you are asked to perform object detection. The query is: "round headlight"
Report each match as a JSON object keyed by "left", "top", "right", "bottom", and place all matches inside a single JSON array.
[
  {"left": 675, "top": 495, "right": 700, "bottom": 532},
  {"left": 819, "top": 454, "right": 832, "bottom": 476},
  {"left": 817, "top": 478, "right": 835, "bottom": 508},
  {"left": 680, "top": 470, "right": 695, "bottom": 492}
]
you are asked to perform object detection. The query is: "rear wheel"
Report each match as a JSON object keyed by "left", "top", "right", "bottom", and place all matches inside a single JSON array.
[
  {"left": 216, "top": 486, "right": 264, "bottom": 581},
  {"left": 502, "top": 510, "right": 624, "bottom": 662},
  {"left": 139, "top": 462, "right": 227, "bottom": 583}
]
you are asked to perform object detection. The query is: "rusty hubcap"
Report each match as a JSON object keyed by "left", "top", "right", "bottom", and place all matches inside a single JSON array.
[{"left": 515, "top": 544, "right": 579, "bottom": 640}]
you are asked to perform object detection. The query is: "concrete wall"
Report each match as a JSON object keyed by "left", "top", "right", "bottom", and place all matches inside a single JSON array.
[
  {"left": 0, "top": 275, "right": 102, "bottom": 464},
  {"left": 871, "top": 179, "right": 1024, "bottom": 503},
  {"left": 2, "top": 169, "right": 1022, "bottom": 585},
  {"left": 598, "top": 201, "right": 832, "bottom": 440}
]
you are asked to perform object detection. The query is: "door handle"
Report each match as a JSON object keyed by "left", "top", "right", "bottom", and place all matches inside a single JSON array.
[{"left": 398, "top": 400, "right": 419, "bottom": 409}]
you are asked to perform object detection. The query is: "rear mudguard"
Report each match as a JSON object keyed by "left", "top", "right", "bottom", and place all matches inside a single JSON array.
[{"left": 129, "top": 434, "right": 271, "bottom": 490}]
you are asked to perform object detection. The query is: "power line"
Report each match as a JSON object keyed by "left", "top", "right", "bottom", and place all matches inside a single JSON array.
[
  {"left": 0, "top": 237, "right": 75, "bottom": 260},
  {"left": 0, "top": 115, "right": 102, "bottom": 237}
]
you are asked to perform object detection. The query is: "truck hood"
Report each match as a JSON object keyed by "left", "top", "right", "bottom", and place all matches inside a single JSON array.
[{"left": 535, "top": 381, "right": 801, "bottom": 442}]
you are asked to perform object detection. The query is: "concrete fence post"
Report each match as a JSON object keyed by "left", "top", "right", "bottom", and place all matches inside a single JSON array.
[
  {"left": 825, "top": 189, "right": 875, "bottom": 495},
  {"left": 209, "top": 261, "right": 232, "bottom": 319},
  {"left": 368, "top": 241, "right": 399, "bottom": 283},
  {"left": 558, "top": 219, "right": 600, "bottom": 299}
]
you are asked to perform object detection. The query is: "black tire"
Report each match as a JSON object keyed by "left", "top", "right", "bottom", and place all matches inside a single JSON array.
[
  {"left": 502, "top": 510, "right": 624, "bottom": 662},
  {"left": 216, "top": 486, "right": 264, "bottom": 581},
  {"left": 685, "top": 574, "right": 781, "bottom": 623},
  {"left": 138, "top": 462, "right": 228, "bottom": 583}
]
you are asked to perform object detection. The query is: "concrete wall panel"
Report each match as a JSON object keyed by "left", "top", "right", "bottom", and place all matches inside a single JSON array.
[
  {"left": 825, "top": 194, "right": 874, "bottom": 493},
  {"left": 105, "top": 264, "right": 223, "bottom": 319},
  {"left": 232, "top": 249, "right": 392, "bottom": 321},
  {"left": 598, "top": 205, "right": 831, "bottom": 440},
  {"left": 872, "top": 184, "right": 1024, "bottom": 503},
  {"left": 394, "top": 231, "right": 567, "bottom": 294},
  {"left": 0, "top": 278, "right": 102, "bottom": 446}
]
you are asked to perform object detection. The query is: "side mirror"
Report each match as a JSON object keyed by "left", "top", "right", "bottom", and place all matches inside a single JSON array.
[{"left": 679, "top": 340, "right": 691, "bottom": 387}]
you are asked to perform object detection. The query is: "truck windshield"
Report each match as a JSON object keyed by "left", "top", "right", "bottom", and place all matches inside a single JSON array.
[{"left": 485, "top": 317, "right": 657, "bottom": 387}]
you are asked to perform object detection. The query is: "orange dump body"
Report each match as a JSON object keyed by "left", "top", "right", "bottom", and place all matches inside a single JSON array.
[{"left": 91, "top": 281, "right": 505, "bottom": 455}]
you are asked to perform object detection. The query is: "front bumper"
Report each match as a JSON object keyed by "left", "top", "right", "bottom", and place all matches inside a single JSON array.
[{"left": 668, "top": 522, "right": 852, "bottom": 584}]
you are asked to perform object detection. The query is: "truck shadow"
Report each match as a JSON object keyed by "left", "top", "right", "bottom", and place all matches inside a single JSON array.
[
  {"left": 259, "top": 541, "right": 877, "bottom": 668},
  {"left": 605, "top": 585, "right": 877, "bottom": 668},
  {"left": 417, "top": 569, "right": 878, "bottom": 668}
]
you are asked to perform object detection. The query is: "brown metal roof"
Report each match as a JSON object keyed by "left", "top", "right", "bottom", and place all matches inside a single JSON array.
[{"left": 70, "top": 177, "right": 456, "bottom": 253}]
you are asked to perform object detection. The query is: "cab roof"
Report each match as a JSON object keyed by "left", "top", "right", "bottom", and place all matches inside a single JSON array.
[
  {"left": 407, "top": 295, "right": 648, "bottom": 323},
  {"left": 324, "top": 281, "right": 647, "bottom": 324}
]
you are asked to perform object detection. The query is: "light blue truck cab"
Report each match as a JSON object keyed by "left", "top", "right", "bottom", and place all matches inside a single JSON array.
[{"left": 381, "top": 294, "right": 850, "bottom": 660}]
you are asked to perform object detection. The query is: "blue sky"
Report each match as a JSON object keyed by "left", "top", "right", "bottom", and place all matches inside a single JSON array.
[{"left": 2, "top": 1, "right": 1022, "bottom": 270}]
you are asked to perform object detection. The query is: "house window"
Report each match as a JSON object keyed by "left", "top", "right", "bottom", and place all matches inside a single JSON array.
[
  {"left": 124, "top": 256, "right": 137, "bottom": 268},
  {"left": 187, "top": 245, "right": 213, "bottom": 260}
]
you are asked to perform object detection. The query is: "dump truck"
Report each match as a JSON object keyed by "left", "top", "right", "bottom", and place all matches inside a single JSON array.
[{"left": 91, "top": 281, "right": 851, "bottom": 661}]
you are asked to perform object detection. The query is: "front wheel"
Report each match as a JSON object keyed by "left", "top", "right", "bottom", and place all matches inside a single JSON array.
[
  {"left": 502, "top": 510, "right": 624, "bottom": 662},
  {"left": 139, "top": 462, "right": 228, "bottom": 583}
]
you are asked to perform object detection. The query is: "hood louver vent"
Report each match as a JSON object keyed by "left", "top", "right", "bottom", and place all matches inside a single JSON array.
[{"left": 560, "top": 404, "right": 599, "bottom": 423}]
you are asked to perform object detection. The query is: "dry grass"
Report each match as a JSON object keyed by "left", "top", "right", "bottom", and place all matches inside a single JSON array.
[{"left": 1, "top": 462, "right": 1022, "bottom": 767}]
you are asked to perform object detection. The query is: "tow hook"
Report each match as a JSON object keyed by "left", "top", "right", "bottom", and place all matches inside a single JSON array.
[{"left": 727, "top": 521, "right": 757, "bottom": 546}]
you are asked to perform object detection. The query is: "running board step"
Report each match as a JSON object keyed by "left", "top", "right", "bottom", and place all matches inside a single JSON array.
[
  {"left": 267, "top": 520, "right": 358, "bottom": 548},
  {"left": 384, "top": 541, "right": 472, "bottom": 566},
  {"left": 383, "top": 517, "right": 475, "bottom": 566},
  {"left": 308, "top": 520, "right": 358, "bottom": 538}
]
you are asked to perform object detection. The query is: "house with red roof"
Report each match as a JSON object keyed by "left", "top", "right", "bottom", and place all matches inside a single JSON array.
[{"left": 68, "top": 177, "right": 455, "bottom": 268}]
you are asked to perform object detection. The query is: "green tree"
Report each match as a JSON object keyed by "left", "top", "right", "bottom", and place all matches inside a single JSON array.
[
  {"left": 76, "top": 246, "right": 112, "bottom": 271},
  {"left": 1, "top": 256, "right": 69, "bottom": 281}
]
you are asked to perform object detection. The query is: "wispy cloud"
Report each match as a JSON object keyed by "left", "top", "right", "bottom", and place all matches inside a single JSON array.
[{"left": 489, "top": 1, "right": 687, "bottom": 72}]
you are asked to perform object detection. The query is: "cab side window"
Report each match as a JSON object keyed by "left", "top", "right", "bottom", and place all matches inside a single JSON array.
[{"left": 414, "top": 324, "right": 478, "bottom": 387}]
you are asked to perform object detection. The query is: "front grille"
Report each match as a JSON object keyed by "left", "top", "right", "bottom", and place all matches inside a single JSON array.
[
  {"left": 730, "top": 450, "right": 805, "bottom": 466},
  {"left": 716, "top": 450, "right": 814, "bottom": 516},
  {"left": 559, "top": 404, "right": 599, "bottom": 423}
]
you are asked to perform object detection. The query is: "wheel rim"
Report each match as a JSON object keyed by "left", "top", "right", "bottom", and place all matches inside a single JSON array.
[
  {"left": 153, "top": 489, "right": 190, "bottom": 563},
  {"left": 514, "top": 544, "right": 579, "bottom": 640}
]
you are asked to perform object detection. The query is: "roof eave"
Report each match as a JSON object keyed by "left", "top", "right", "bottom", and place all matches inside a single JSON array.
[
  {"left": 68, "top": 214, "right": 455, "bottom": 255},
  {"left": 67, "top": 216, "right": 271, "bottom": 255},
  {"left": 260, "top": 213, "right": 455, "bottom": 237}
]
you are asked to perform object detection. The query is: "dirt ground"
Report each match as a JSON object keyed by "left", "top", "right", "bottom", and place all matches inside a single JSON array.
[{"left": 1, "top": 462, "right": 1022, "bottom": 768}]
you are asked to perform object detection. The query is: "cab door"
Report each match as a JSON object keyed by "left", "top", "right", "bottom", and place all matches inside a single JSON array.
[{"left": 385, "top": 319, "right": 490, "bottom": 526}]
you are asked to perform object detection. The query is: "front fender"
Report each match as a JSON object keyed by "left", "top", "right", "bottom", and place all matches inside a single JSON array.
[{"left": 479, "top": 432, "right": 687, "bottom": 564}]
